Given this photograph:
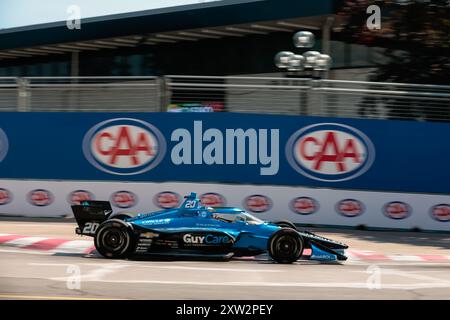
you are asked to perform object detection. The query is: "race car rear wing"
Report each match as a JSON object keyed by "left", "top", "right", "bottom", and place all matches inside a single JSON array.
[{"left": 71, "top": 200, "right": 112, "bottom": 236}]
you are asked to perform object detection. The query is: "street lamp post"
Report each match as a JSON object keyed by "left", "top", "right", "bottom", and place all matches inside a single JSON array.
[
  {"left": 274, "top": 31, "right": 332, "bottom": 114},
  {"left": 274, "top": 31, "right": 331, "bottom": 77}
]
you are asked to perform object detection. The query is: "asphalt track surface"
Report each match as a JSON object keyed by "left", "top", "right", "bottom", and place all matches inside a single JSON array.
[{"left": 0, "top": 219, "right": 449, "bottom": 300}]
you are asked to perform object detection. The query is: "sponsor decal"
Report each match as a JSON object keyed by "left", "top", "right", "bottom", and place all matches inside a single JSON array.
[
  {"left": 0, "top": 128, "right": 8, "bottom": 163},
  {"left": 335, "top": 199, "right": 365, "bottom": 217},
  {"left": 383, "top": 201, "right": 411, "bottom": 220},
  {"left": 286, "top": 123, "right": 375, "bottom": 182},
  {"left": 171, "top": 121, "right": 279, "bottom": 175},
  {"left": 28, "top": 189, "right": 53, "bottom": 207},
  {"left": 243, "top": 194, "right": 272, "bottom": 213},
  {"left": 183, "top": 233, "right": 232, "bottom": 245},
  {"left": 110, "top": 190, "right": 137, "bottom": 208},
  {"left": 290, "top": 196, "right": 319, "bottom": 215},
  {"left": 200, "top": 192, "right": 226, "bottom": 207},
  {"left": 141, "top": 218, "right": 171, "bottom": 225},
  {"left": 68, "top": 190, "right": 94, "bottom": 205},
  {"left": 83, "top": 118, "right": 166, "bottom": 175},
  {"left": 153, "top": 191, "right": 180, "bottom": 209},
  {"left": 0, "top": 188, "right": 12, "bottom": 205},
  {"left": 430, "top": 204, "right": 450, "bottom": 222},
  {"left": 140, "top": 232, "right": 159, "bottom": 238}
]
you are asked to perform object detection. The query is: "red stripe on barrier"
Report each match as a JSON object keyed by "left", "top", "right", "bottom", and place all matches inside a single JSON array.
[
  {"left": 348, "top": 250, "right": 389, "bottom": 261},
  {"left": 84, "top": 245, "right": 96, "bottom": 254},
  {"left": 23, "top": 238, "right": 70, "bottom": 251},
  {"left": 0, "top": 234, "right": 27, "bottom": 243}
]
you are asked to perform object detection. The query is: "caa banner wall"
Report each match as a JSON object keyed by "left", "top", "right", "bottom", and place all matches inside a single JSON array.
[
  {"left": 0, "top": 179, "right": 448, "bottom": 231},
  {"left": 0, "top": 112, "right": 449, "bottom": 194},
  {"left": 0, "top": 113, "right": 449, "bottom": 230}
]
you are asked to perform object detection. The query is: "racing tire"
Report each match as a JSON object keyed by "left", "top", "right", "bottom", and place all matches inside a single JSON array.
[
  {"left": 94, "top": 219, "right": 137, "bottom": 259},
  {"left": 268, "top": 228, "right": 304, "bottom": 264},
  {"left": 273, "top": 220, "right": 297, "bottom": 230}
]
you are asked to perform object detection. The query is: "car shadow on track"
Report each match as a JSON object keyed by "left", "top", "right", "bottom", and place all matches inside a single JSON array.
[{"left": 77, "top": 251, "right": 343, "bottom": 265}]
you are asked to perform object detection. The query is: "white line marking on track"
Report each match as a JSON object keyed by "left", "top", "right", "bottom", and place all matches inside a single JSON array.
[
  {"left": 351, "top": 268, "right": 449, "bottom": 283},
  {"left": 43, "top": 278, "right": 450, "bottom": 290},
  {"left": 348, "top": 260, "right": 450, "bottom": 267},
  {"left": 0, "top": 248, "right": 53, "bottom": 255},
  {"left": 30, "top": 262, "right": 129, "bottom": 281},
  {"left": 50, "top": 240, "right": 92, "bottom": 253},
  {"left": 387, "top": 255, "right": 424, "bottom": 262},
  {"left": 30, "top": 262, "right": 283, "bottom": 273},
  {"left": 0, "top": 294, "right": 122, "bottom": 300},
  {"left": 29, "top": 263, "right": 81, "bottom": 267},
  {"left": 126, "top": 265, "right": 284, "bottom": 273}
]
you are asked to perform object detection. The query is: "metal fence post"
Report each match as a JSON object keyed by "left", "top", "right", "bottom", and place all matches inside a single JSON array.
[
  {"left": 158, "top": 76, "right": 169, "bottom": 112},
  {"left": 310, "top": 78, "right": 322, "bottom": 116},
  {"left": 16, "top": 77, "right": 29, "bottom": 112},
  {"left": 299, "top": 78, "right": 311, "bottom": 115}
]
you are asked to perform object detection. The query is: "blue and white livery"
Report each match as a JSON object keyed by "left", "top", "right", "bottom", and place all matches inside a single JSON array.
[{"left": 72, "top": 192, "right": 348, "bottom": 263}]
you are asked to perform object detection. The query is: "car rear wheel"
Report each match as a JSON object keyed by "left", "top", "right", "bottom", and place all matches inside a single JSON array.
[
  {"left": 268, "top": 228, "right": 303, "bottom": 264},
  {"left": 94, "top": 219, "right": 136, "bottom": 259}
]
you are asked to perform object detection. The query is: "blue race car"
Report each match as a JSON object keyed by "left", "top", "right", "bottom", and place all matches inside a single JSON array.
[{"left": 72, "top": 192, "right": 348, "bottom": 263}]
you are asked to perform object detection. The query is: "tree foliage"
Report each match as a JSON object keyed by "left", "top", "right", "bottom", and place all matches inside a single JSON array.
[{"left": 337, "top": 0, "right": 450, "bottom": 120}]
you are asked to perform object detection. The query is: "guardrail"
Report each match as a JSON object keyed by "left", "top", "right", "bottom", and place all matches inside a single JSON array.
[
  {"left": 1, "top": 75, "right": 450, "bottom": 121},
  {"left": 1, "top": 76, "right": 161, "bottom": 112},
  {"left": 0, "top": 77, "right": 18, "bottom": 112}
]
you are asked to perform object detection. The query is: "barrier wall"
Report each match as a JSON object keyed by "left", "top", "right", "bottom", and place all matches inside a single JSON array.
[
  {"left": 0, "top": 112, "right": 449, "bottom": 230},
  {"left": 0, "top": 179, "right": 448, "bottom": 231},
  {"left": 0, "top": 112, "right": 449, "bottom": 193}
]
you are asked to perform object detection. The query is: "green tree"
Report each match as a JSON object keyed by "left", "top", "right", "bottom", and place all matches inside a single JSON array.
[{"left": 337, "top": 0, "right": 450, "bottom": 121}]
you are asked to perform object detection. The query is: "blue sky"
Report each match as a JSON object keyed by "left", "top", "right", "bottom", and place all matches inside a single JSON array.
[{"left": 0, "top": 0, "right": 221, "bottom": 30}]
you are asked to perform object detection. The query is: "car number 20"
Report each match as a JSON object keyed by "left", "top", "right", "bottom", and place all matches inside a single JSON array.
[
  {"left": 82, "top": 222, "right": 99, "bottom": 235},
  {"left": 184, "top": 200, "right": 196, "bottom": 208}
]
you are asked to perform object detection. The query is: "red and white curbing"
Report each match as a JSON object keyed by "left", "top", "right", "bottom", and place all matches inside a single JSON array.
[
  {"left": 347, "top": 249, "right": 450, "bottom": 263},
  {"left": 0, "top": 233, "right": 449, "bottom": 263},
  {"left": 0, "top": 233, "right": 95, "bottom": 254}
]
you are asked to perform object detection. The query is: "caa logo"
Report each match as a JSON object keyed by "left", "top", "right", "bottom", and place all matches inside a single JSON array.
[
  {"left": 68, "top": 190, "right": 94, "bottom": 205},
  {"left": 336, "top": 199, "right": 365, "bottom": 217},
  {"left": 286, "top": 123, "right": 375, "bottom": 182},
  {"left": 110, "top": 191, "right": 137, "bottom": 208},
  {"left": 383, "top": 201, "right": 411, "bottom": 220},
  {"left": 430, "top": 204, "right": 450, "bottom": 222},
  {"left": 0, "top": 128, "right": 9, "bottom": 163},
  {"left": 83, "top": 118, "right": 166, "bottom": 175},
  {"left": 200, "top": 193, "right": 226, "bottom": 207},
  {"left": 244, "top": 195, "right": 272, "bottom": 213},
  {"left": 153, "top": 191, "right": 180, "bottom": 209},
  {"left": 290, "top": 197, "right": 319, "bottom": 215},
  {"left": 28, "top": 189, "right": 53, "bottom": 207},
  {"left": 0, "top": 188, "right": 12, "bottom": 205}
]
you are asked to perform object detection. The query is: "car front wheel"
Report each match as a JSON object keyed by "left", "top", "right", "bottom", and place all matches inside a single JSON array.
[{"left": 268, "top": 228, "right": 304, "bottom": 264}]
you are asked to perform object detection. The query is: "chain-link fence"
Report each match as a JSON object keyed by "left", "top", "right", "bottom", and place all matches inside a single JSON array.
[{"left": 1, "top": 75, "right": 450, "bottom": 121}]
